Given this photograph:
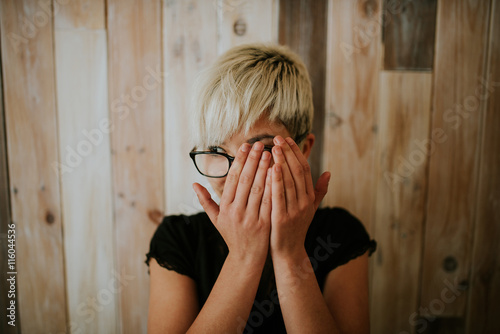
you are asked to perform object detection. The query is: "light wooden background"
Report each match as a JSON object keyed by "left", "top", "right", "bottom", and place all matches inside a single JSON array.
[{"left": 0, "top": 0, "right": 499, "bottom": 333}]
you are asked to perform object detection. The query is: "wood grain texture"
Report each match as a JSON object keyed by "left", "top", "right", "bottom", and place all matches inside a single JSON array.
[
  {"left": 382, "top": 0, "right": 437, "bottom": 70},
  {"left": 0, "top": 36, "right": 20, "bottom": 334},
  {"left": 107, "top": 0, "right": 164, "bottom": 332},
  {"left": 163, "top": 0, "right": 218, "bottom": 215},
  {"left": 54, "top": 0, "right": 105, "bottom": 29},
  {"left": 465, "top": 0, "right": 500, "bottom": 332},
  {"left": 371, "top": 72, "right": 432, "bottom": 333},
  {"left": 278, "top": 0, "right": 328, "bottom": 186},
  {"left": 323, "top": 0, "right": 381, "bottom": 231},
  {"left": 421, "top": 0, "right": 492, "bottom": 317},
  {"left": 54, "top": 28, "right": 116, "bottom": 333},
  {"left": 0, "top": 0, "right": 67, "bottom": 332},
  {"left": 217, "top": 0, "right": 279, "bottom": 54}
]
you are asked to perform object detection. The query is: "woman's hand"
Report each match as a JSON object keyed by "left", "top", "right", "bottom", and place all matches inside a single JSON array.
[
  {"left": 268, "top": 136, "right": 331, "bottom": 259},
  {"left": 193, "top": 142, "right": 272, "bottom": 265}
]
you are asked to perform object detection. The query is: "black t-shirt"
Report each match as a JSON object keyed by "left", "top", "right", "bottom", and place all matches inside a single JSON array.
[{"left": 145, "top": 206, "right": 377, "bottom": 333}]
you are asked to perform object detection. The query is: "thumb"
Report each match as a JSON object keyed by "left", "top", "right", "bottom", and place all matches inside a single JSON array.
[
  {"left": 313, "top": 172, "right": 331, "bottom": 210},
  {"left": 193, "top": 183, "right": 219, "bottom": 223}
]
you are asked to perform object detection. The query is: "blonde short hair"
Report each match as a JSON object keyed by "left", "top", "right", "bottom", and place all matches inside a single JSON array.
[{"left": 190, "top": 43, "right": 313, "bottom": 149}]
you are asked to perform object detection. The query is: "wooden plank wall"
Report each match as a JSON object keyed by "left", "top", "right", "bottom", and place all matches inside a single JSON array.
[
  {"left": 465, "top": 0, "right": 500, "bottom": 333},
  {"left": 0, "top": 0, "right": 67, "bottom": 333},
  {"left": 0, "top": 25, "right": 20, "bottom": 334},
  {"left": 0, "top": 0, "right": 499, "bottom": 333},
  {"left": 421, "top": 0, "right": 492, "bottom": 320},
  {"left": 107, "top": 1, "right": 163, "bottom": 332},
  {"left": 54, "top": 1, "right": 117, "bottom": 333},
  {"left": 278, "top": 0, "right": 329, "bottom": 185}
]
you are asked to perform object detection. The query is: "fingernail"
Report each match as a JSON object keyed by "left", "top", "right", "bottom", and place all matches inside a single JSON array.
[
  {"left": 285, "top": 137, "right": 295, "bottom": 146},
  {"left": 261, "top": 151, "right": 270, "bottom": 160},
  {"left": 273, "top": 146, "right": 282, "bottom": 155},
  {"left": 274, "top": 136, "right": 285, "bottom": 145},
  {"left": 241, "top": 144, "right": 250, "bottom": 152},
  {"left": 253, "top": 141, "right": 263, "bottom": 151},
  {"left": 275, "top": 164, "right": 281, "bottom": 172}
]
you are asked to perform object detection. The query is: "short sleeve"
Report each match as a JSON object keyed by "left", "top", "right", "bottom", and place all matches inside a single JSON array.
[
  {"left": 331, "top": 208, "right": 376, "bottom": 268},
  {"left": 307, "top": 207, "right": 377, "bottom": 277},
  {"left": 145, "top": 215, "right": 197, "bottom": 278}
]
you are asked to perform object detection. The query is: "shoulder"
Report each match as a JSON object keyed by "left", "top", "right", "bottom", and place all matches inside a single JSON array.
[
  {"left": 308, "top": 207, "right": 372, "bottom": 244},
  {"left": 305, "top": 206, "right": 377, "bottom": 275},
  {"left": 152, "top": 211, "right": 214, "bottom": 241},
  {"left": 145, "top": 211, "right": 216, "bottom": 276}
]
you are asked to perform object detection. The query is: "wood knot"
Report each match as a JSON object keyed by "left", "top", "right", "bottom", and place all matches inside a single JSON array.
[
  {"left": 148, "top": 209, "right": 163, "bottom": 225},
  {"left": 442, "top": 256, "right": 458, "bottom": 273},
  {"left": 233, "top": 18, "right": 247, "bottom": 36},
  {"left": 45, "top": 211, "right": 55, "bottom": 225},
  {"left": 362, "top": 0, "right": 378, "bottom": 18}
]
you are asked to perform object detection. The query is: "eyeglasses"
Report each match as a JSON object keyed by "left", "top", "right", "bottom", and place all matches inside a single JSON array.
[{"left": 189, "top": 133, "right": 308, "bottom": 178}]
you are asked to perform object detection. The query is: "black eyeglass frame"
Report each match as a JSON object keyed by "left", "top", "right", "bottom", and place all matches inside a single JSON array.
[{"left": 189, "top": 133, "right": 308, "bottom": 178}]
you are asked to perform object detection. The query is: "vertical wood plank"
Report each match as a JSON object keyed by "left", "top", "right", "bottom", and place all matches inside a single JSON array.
[
  {"left": 278, "top": 0, "right": 328, "bottom": 186},
  {"left": 217, "top": 0, "right": 279, "bottom": 54},
  {"left": 0, "top": 0, "right": 67, "bottom": 332},
  {"left": 466, "top": 0, "right": 500, "bottom": 332},
  {"left": 421, "top": 0, "right": 491, "bottom": 317},
  {"left": 0, "top": 38, "right": 20, "bottom": 334},
  {"left": 107, "top": 0, "right": 164, "bottom": 332},
  {"left": 382, "top": 0, "right": 437, "bottom": 71},
  {"left": 54, "top": 28, "right": 116, "bottom": 333},
  {"left": 323, "top": 0, "right": 381, "bottom": 231},
  {"left": 371, "top": 72, "right": 432, "bottom": 333},
  {"left": 54, "top": 0, "right": 105, "bottom": 30},
  {"left": 163, "top": 0, "right": 218, "bottom": 215}
]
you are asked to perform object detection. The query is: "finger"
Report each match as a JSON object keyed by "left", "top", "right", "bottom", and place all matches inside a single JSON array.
[
  {"left": 277, "top": 136, "right": 307, "bottom": 201},
  {"left": 272, "top": 144, "right": 297, "bottom": 208},
  {"left": 220, "top": 143, "right": 251, "bottom": 205},
  {"left": 233, "top": 141, "right": 264, "bottom": 206},
  {"left": 193, "top": 183, "right": 220, "bottom": 223},
  {"left": 259, "top": 167, "right": 272, "bottom": 221},
  {"left": 272, "top": 163, "right": 286, "bottom": 216},
  {"left": 313, "top": 172, "right": 331, "bottom": 210},
  {"left": 284, "top": 136, "right": 314, "bottom": 199},
  {"left": 247, "top": 150, "right": 272, "bottom": 212}
]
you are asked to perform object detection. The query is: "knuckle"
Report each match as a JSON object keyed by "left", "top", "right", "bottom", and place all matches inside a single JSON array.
[
  {"left": 299, "top": 201, "right": 309, "bottom": 211},
  {"left": 294, "top": 165, "right": 304, "bottom": 176},
  {"left": 284, "top": 180, "right": 295, "bottom": 189},
  {"left": 239, "top": 174, "right": 252, "bottom": 185},
  {"left": 251, "top": 185, "right": 263, "bottom": 194},
  {"left": 248, "top": 151, "right": 261, "bottom": 162},
  {"left": 261, "top": 196, "right": 271, "bottom": 205},
  {"left": 226, "top": 172, "right": 238, "bottom": 183},
  {"left": 303, "top": 164, "right": 311, "bottom": 174},
  {"left": 276, "top": 191, "right": 285, "bottom": 200}
]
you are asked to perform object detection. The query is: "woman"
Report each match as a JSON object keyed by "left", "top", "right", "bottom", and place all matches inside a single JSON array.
[{"left": 146, "top": 43, "right": 376, "bottom": 333}]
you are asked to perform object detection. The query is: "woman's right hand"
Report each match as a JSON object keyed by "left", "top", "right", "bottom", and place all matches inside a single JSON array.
[{"left": 193, "top": 141, "right": 272, "bottom": 265}]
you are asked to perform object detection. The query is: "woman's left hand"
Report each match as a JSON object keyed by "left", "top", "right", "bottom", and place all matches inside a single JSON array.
[{"left": 268, "top": 136, "right": 331, "bottom": 259}]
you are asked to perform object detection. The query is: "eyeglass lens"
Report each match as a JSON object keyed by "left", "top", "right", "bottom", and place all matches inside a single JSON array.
[{"left": 194, "top": 154, "right": 230, "bottom": 177}]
